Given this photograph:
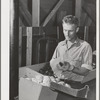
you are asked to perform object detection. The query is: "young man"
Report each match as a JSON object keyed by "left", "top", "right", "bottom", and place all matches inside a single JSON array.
[{"left": 50, "top": 15, "right": 93, "bottom": 82}]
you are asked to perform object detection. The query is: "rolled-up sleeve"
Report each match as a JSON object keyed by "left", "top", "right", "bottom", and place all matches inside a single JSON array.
[{"left": 81, "top": 44, "right": 93, "bottom": 70}]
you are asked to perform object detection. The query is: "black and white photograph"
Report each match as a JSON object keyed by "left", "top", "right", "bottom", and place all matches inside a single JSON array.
[{"left": 1, "top": 0, "right": 99, "bottom": 100}]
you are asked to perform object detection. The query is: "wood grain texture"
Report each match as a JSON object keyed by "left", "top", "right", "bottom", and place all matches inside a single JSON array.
[
  {"left": 18, "top": 27, "right": 23, "bottom": 67},
  {"left": 42, "top": 0, "right": 64, "bottom": 27},
  {"left": 19, "top": 0, "right": 32, "bottom": 26},
  {"left": 26, "top": 27, "right": 32, "bottom": 65},
  {"left": 32, "top": 0, "right": 40, "bottom": 26}
]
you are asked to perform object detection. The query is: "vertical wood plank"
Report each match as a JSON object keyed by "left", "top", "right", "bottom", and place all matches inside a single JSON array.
[
  {"left": 26, "top": 27, "right": 32, "bottom": 65},
  {"left": 81, "top": 12, "right": 87, "bottom": 26},
  {"left": 22, "top": 27, "right": 27, "bottom": 36},
  {"left": 19, "top": 27, "right": 23, "bottom": 67},
  {"left": 84, "top": 26, "right": 89, "bottom": 42},
  {"left": 32, "top": 0, "right": 40, "bottom": 27},
  {"left": 57, "top": 26, "right": 60, "bottom": 40},
  {"left": 75, "top": 0, "right": 83, "bottom": 26},
  {"left": 10, "top": 0, "right": 19, "bottom": 99},
  {"left": 85, "top": 17, "right": 92, "bottom": 26},
  {"left": 37, "top": 43, "right": 40, "bottom": 63},
  {"left": 45, "top": 40, "right": 49, "bottom": 62}
]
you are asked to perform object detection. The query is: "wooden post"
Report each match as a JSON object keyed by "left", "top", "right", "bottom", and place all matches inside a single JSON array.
[
  {"left": 26, "top": 27, "right": 32, "bottom": 65},
  {"left": 57, "top": 26, "right": 60, "bottom": 40},
  {"left": 75, "top": 0, "right": 83, "bottom": 26},
  {"left": 84, "top": 16, "right": 92, "bottom": 26},
  {"left": 32, "top": 0, "right": 40, "bottom": 27},
  {"left": 10, "top": 0, "right": 19, "bottom": 99},
  {"left": 19, "top": 27, "right": 23, "bottom": 67},
  {"left": 84, "top": 26, "right": 89, "bottom": 42}
]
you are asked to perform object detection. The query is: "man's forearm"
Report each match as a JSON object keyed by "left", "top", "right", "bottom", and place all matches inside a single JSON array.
[{"left": 71, "top": 66, "right": 90, "bottom": 76}]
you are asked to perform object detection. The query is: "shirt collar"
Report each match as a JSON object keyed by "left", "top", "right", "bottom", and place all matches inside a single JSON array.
[
  {"left": 62, "top": 37, "right": 80, "bottom": 49},
  {"left": 63, "top": 37, "right": 79, "bottom": 45}
]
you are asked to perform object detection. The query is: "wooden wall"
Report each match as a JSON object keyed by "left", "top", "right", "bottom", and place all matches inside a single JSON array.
[
  {"left": 80, "top": 0, "right": 96, "bottom": 26},
  {"left": 40, "top": 0, "right": 75, "bottom": 35},
  {"left": 19, "top": 0, "right": 96, "bottom": 66},
  {"left": 19, "top": 0, "right": 75, "bottom": 35},
  {"left": 40, "top": 0, "right": 75, "bottom": 24}
]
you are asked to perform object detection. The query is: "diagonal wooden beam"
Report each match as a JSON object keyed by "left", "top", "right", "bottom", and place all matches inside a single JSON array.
[
  {"left": 42, "top": 0, "right": 65, "bottom": 27},
  {"left": 19, "top": 0, "right": 32, "bottom": 26},
  {"left": 82, "top": 5, "right": 96, "bottom": 24}
]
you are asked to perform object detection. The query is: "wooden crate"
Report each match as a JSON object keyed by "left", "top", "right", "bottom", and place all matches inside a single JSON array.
[
  {"left": 19, "top": 63, "right": 58, "bottom": 100},
  {"left": 19, "top": 77, "right": 58, "bottom": 100},
  {"left": 19, "top": 63, "right": 94, "bottom": 100}
]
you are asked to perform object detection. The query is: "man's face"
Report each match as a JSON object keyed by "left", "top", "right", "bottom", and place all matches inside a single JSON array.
[{"left": 62, "top": 23, "right": 79, "bottom": 41}]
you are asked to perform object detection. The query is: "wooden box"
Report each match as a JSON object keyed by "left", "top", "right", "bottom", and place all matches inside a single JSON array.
[
  {"left": 19, "top": 63, "right": 95, "bottom": 100},
  {"left": 19, "top": 63, "right": 58, "bottom": 100}
]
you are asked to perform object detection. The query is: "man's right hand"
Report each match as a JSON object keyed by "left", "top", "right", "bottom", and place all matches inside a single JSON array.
[
  {"left": 57, "top": 61, "right": 70, "bottom": 71},
  {"left": 56, "top": 62, "right": 64, "bottom": 70}
]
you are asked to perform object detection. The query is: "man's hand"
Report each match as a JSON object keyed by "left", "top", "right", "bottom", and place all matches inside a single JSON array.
[{"left": 57, "top": 61, "right": 70, "bottom": 71}]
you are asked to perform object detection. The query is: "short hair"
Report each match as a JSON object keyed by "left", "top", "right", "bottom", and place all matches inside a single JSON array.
[{"left": 62, "top": 15, "right": 79, "bottom": 26}]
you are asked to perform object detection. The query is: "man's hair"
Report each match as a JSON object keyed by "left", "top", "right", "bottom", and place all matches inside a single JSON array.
[{"left": 62, "top": 15, "right": 79, "bottom": 26}]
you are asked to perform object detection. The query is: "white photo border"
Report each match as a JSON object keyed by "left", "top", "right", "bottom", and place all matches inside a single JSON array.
[
  {"left": 96, "top": 0, "right": 99, "bottom": 100},
  {"left": 1, "top": 0, "right": 99, "bottom": 100},
  {"left": 1, "top": 0, "right": 10, "bottom": 100}
]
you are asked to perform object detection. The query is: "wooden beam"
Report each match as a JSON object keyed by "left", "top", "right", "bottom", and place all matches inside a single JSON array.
[
  {"left": 75, "top": 0, "right": 83, "bottom": 26},
  {"left": 81, "top": 12, "right": 87, "bottom": 26},
  {"left": 18, "top": 27, "right": 23, "bottom": 67},
  {"left": 82, "top": 4, "right": 96, "bottom": 24},
  {"left": 10, "top": 0, "right": 19, "bottom": 99},
  {"left": 84, "top": 16, "right": 92, "bottom": 26},
  {"left": 32, "top": 0, "right": 40, "bottom": 27},
  {"left": 26, "top": 27, "right": 32, "bottom": 65},
  {"left": 84, "top": 26, "right": 89, "bottom": 42},
  {"left": 19, "top": 0, "right": 32, "bottom": 26},
  {"left": 42, "top": 0, "right": 65, "bottom": 27},
  {"left": 19, "top": 17, "right": 25, "bottom": 27}
]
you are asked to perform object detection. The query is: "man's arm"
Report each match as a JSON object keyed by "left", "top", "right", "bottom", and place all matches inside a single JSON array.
[
  {"left": 68, "top": 43, "right": 93, "bottom": 76},
  {"left": 70, "top": 66, "right": 90, "bottom": 76}
]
